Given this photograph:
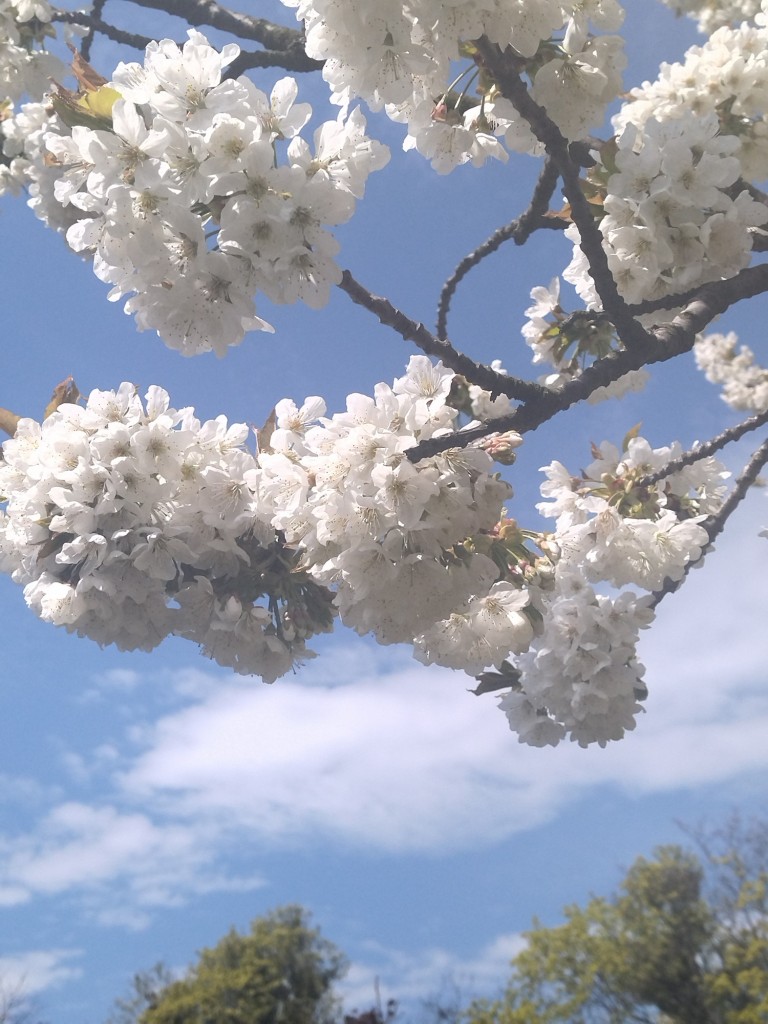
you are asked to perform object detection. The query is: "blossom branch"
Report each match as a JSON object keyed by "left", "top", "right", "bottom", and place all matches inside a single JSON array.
[
  {"left": 474, "top": 39, "right": 650, "bottom": 353},
  {"left": 56, "top": 1, "right": 322, "bottom": 72},
  {"left": 79, "top": 0, "right": 106, "bottom": 61},
  {"left": 52, "top": 10, "right": 158, "bottom": 51},
  {"left": 339, "top": 271, "right": 548, "bottom": 402},
  {"left": 626, "top": 263, "right": 768, "bottom": 318},
  {"left": 124, "top": 0, "right": 308, "bottom": 51},
  {"left": 225, "top": 46, "right": 323, "bottom": 77},
  {"left": 637, "top": 408, "right": 768, "bottom": 488},
  {"left": 435, "top": 157, "right": 564, "bottom": 340},
  {"left": 411, "top": 269, "right": 768, "bottom": 459},
  {"left": 702, "top": 437, "right": 768, "bottom": 548},
  {"left": 651, "top": 436, "right": 768, "bottom": 606}
]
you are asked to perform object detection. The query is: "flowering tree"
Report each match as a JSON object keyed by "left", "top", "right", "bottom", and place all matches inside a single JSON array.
[{"left": 2, "top": 0, "right": 767, "bottom": 749}]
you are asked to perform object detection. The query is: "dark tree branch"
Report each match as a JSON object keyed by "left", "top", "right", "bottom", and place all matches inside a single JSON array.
[
  {"left": 55, "top": 12, "right": 322, "bottom": 75},
  {"left": 225, "top": 46, "right": 323, "bottom": 77},
  {"left": 435, "top": 157, "right": 564, "bottom": 339},
  {"left": 124, "top": 0, "right": 306, "bottom": 49},
  {"left": 52, "top": 10, "right": 157, "bottom": 51},
  {"left": 79, "top": 0, "right": 106, "bottom": 60},
  {"left": 56, "top": 0, "right": 323, "bottom": 72},
  {"left": 637, "top": 408, "right": 768, "bottom": 488},
  {"left": 651, "top": 436, "right": 768, "bottom": 607},
  {"left": 339, "top": 271, "right": 548, "bottom": 403},
  {"left": 410, "top": 264, "right": 768, "bottom": 459},
  {"left": 475, "top": 39, "right": 651, "bottom": 353}
]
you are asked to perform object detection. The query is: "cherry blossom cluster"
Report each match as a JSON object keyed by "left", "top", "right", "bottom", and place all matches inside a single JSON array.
[
  {"left": 259, "top": 356, "right": 515, "bottom": 648},
  {"left": 20, "top": 31, "right": 388, "bottom": 355},
  {"left": 504, "top": 575, "right": 654, "bottom": 747},
  {"left": 0, "top": 0, "right": 63, "bottom": 108},
  {"left": 0, "top": 0, "right": 67, "bottom": 199},
  {"left": 520, "top": 277, "right": 649, "bottom": 400},
  {"left": 538, "top": 436, "right": 726, "bottom": 590},
  {"left": 557, "top": 2, "right": 768, "bottom": 310},
  {"left": 615, "top": 5, "right": 768, "bottom": 182},
  {"left": 499, "top": 435, "right": 728, "bottom": 747},
  {"left": 694, "top": 331, "right": 768, "bottom": 412},
  {"left": 0, "top": 383, "right": 334, "bottom": 681},
  {"left": 564, "top": 111, "right": 768, "bottom": 307},
  {"left": 0, "top": 359, "right": 528, "bottom": 696},
  {"left": 0, "top": 99, "right": 87, "bottom": 238},
  {"left": 280, "top": 0, "right": 626, "bottom": 171},
  {"left": 662, "top": 0, "right": 763, "bottom": 33},
  {"left": 0, "top": 356, "right": 734, "bottom": 748}
]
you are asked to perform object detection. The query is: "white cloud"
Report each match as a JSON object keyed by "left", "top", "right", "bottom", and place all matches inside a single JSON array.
[
  {"left": 109, "top": 494, "right": 768, "bottom": 852},
  {"left": 340, "top": 932, "right": 525, "bottom": 1015},
  {"left": 0, "top": 948, "right": 82, "bottom": 996},
  {"left": 114, "top": 650, "right": 766, "bottom": 857},
  {"left": 118, "top": 663, "right": 546, "bottom": 850},
  {"left": 0, "top": 802, "right": 265, "bottom": 924}
]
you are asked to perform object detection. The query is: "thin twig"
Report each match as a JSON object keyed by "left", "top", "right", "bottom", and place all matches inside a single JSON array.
[
  {"left": 410, "top": 264, "right": 768, "bottom": 459},
  {"left": 651, "top": 436, "right": 768, "bottom": 607},
  {"left": 79, "top": 0, "right": 106, "bottom": 61},
  {"left": 435, "top": 157, "right": 563, "bottom": 339},
  {"left": 637, "top": 408, "right": 768, "bottom": 488},
  {"left": 339, "top": 271, "right": 548, "bottom": 403}
]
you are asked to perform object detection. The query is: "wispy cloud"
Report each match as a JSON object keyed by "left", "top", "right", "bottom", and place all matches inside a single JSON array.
[
  {"left": 0, "top": 948, "right": 82, "bottom": 996},
  {"left": 0, "top": 802, "right": 265, "bottom": 926}
]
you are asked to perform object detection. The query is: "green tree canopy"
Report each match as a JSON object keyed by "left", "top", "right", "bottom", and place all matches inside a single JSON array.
[
  {"left": 122, "top": 906, "right": 346, "bottom": 1024},
  {"left": 464, "top": 816, "right": 768, "bottom": 1024}
]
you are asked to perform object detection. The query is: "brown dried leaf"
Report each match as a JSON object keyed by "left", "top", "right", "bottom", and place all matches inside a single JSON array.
[
  {"left": 255, "top": 407, "right": 277, "bottom": 454},
  {"left": 69, "top": 46, "right": 108, "bottom": 92},
  {"left": 0, "top": 407, "right": 21, "bottom": 437},
  {"left": 622, "top": 421, "right": 643, "bottom": 452},
  {"left": 44, "top": 376, "right": 80, "bottom": 420}
]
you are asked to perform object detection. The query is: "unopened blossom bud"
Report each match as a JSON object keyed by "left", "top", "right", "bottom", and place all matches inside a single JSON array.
[{"left": 480, "top": 431, "right": 523, "bottom": 465}]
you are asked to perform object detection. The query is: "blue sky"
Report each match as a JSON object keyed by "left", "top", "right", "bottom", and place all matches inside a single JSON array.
[{"left": 2, "top": 2, "right": 768, "bottom": 1021}]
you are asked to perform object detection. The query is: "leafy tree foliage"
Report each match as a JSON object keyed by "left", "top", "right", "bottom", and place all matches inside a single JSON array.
[
  {"left": 108, "top": 906, "right": 346, "bottom": 1024},
  {"left": 464, "top": 816, "right": 768, "bottom": 1024},
  {"left": 106, "top": 964, "right": 176, "bottom": 1024}
]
